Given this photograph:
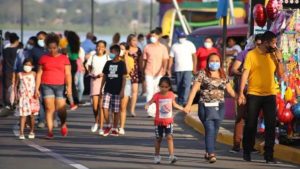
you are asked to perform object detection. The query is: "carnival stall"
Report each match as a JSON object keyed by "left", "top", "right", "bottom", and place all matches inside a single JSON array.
[{"left": 253, "top": 0, "right": 300, "bottom": 143}]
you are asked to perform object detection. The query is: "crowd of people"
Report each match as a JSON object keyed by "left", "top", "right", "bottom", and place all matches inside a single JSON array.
[{"left": 1, "top": 28, "right": 283, "bottom": 164}]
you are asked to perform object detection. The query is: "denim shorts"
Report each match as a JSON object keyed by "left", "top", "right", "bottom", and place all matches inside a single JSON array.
[
  {"left": 41, "top": 84, "right": 65, "bottom": 99},
  {"left": 155, "top": 124, "right": 173, "bottom": 138},
  {"left": 124, "top": 79, "right": 132, "bottom": 97}
]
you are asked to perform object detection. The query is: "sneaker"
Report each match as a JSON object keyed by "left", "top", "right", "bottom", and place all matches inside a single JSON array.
[
  {"left": 169, "top": 155, "right": 178, "bottom": 164},
  {"left": 91, "top": 123, "right": 99, "bottom": 133},
  {"left": 28, "top": 132, "right": 35, "bottom": 139},
  {"left": 53, "top": 120, "right": 58, "bottom": 128},
  {"left": 61, "top": 126, "right": 68, "bottom": 137},
  {"left": 118, "top": 128, "right": 125, "bottom": 135},
  {"left": 37, "top": 122, "right": 45, "bottom": 128},
  {"left": 99, "top": 128, "right": 104, "bottom": 136},
  {"left": 130, "top": 112, "right": 136, "bottom": 117},
  {"left": 154, "top": 155, "right": 161, "bottom": 164},
  {"left": 204, "top": 153, "right": 209, "bottom": 160},
  {"left": 103, "top": 127, "right": 112, "bottom": 137},
  {"left": 110, "top": 128, "right": 119, "bottom": 136},
  {"left": 19, "top": 135, "right": 25, "bottom": 140},
  {"left": 79, "top": 101, "right": 91, "bottom": 106},
  {"left": 46, "top": 132, "right": 54, "bottom": 139},
  {"left": 70, "top": 104, "right": 78, "bottom": 111},
  {"left": 229, "top": 147, "right": 240, "bottom": 154}
]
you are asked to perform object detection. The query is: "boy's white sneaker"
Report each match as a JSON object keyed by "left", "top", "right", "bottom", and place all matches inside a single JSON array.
[
  {"left": 118, "top": 128, "right": 125, "bottom": 135},
  {"left": 28, "top": 132, "right": 35, "bottom": 139},
  {"left": 169, "top": 155, "right": 178, "bottom": 164},
  {"left": 154, "top": 155, "right": 161, "bottom": 164},
  {"left": 91, "top": 123, "right": 98, "bottom": 133},
  {"left": 99, "top": 128, "right": 104, "bottom": 136}
]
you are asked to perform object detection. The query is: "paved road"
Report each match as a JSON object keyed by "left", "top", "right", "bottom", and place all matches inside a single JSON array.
[{"left": 0, "top": 103, "right": 299, "bottom": 169}]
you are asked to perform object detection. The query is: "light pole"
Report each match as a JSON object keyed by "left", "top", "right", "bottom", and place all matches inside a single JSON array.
[
  {"left": 91, "top": 0, "right": 94, "bottom": 34},
  {"left": 150, "top": 0, "right": 153, "bottom": 31},
  {"left": 21, "top": 0, "right": 24, "bottom": 42}
]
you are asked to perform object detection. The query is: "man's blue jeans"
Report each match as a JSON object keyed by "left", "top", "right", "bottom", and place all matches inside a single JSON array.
[{"left": 175, "top": 71, "right": 192, "bottom": 105}]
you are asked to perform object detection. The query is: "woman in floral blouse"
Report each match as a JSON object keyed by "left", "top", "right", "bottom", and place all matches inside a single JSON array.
[{"left": 184, "top": 53, "right": 237, "bottom": 163}]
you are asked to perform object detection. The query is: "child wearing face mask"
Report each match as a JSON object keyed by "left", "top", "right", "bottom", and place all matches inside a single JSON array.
[
  {"left": 100, "top": 44, "right": 127, "bottom": 136},
  {"left": 14, "top": 57, "right": 39, "bottom": 140}
]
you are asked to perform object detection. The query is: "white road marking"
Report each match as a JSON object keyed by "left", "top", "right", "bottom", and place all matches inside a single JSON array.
[
  {"left": 12, "top": 125, "right": 90, "bottom": 169},
  {"left": 70, "top": 164, "right": 90, "bottom": 169}
]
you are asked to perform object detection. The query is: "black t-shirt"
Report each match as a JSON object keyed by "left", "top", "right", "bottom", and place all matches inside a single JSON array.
[
  {"left": 103, "top": 60, "right": 126, "bottom": 95},
  {"left": 28, "top": 46, "right": 48, "bottom": 71},
  {"left": 3, "top": 47, "right": 18, "bottom": 73}
]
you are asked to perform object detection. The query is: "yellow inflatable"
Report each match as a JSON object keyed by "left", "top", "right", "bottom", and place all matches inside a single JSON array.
[{"left": 285, "top": 87, "right": 293, "bottom": 101}]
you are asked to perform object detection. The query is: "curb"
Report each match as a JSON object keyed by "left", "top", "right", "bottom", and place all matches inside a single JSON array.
[{"left": 184, "top": 108, "right": 300, "bottom": 165}]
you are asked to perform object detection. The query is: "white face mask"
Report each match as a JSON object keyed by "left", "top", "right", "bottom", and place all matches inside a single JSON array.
[
  {"left": 23, "top": 65, "right": 32, "bottom": 72},
  {"left": 38, "top": 39, "right": 45, "bottom": 47},
  {"left": 204, "top": 42, "right": 213, "bottom": 49},
  {"left": 26, "top": 44, "right": 33, "bottom": 50},
  {"left": 179, "top": 38, "right": 186, "bottom": 43},
  {"left": 120, "top": 50, "right": 125, "bottom": 56},
  {"left": 150, "top": 37, "right": 157, "bottom": 44}
]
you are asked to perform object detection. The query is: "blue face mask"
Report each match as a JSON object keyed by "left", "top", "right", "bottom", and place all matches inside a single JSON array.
[
  {"left": 208, "top": 62, "right": 220, "bottom": 71},
  {"left": 109, "top": 53, "right": 116, "bottom": 59}
]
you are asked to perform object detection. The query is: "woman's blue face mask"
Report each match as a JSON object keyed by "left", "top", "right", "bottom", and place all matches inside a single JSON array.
[{"left": 208, "top": 62, "right": 220, "bottom": 71}]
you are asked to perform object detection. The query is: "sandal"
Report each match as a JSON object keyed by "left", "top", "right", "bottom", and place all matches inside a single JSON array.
[
  {"left": 204, "top": 153, "right": 209, "bottom": 160},
  {"left": 208, "top": 154, "right": 217, "bottom": 163}
]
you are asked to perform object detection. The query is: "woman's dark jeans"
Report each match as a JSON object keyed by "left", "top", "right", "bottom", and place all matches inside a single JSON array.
[{"left": 198, "top": 102, "right": 225, "bottom": 154}]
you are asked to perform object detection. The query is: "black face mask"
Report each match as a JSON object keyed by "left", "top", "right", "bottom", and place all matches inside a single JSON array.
[{"left": 267, "top": 46, "right": 277, "bottom": 53}]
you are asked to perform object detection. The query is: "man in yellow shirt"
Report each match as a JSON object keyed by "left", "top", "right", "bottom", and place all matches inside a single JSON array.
[{"left": 238, "top": 31, "right": 284, "bottom": 163}]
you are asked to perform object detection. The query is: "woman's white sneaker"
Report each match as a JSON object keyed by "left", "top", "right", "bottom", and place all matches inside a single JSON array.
[
  {"left": 154, "top": 155, "right": 161, "bottom": 164},
  {"left": 28, "top": 132, "right": 35, "bottom": 139},
  {"left": 169, "top": 155, "right": 178, "bottom": 164},
  {"left": 99, "top": 128, "right": 104, "bottom": 136},
  {"left": 19, "top": 135, "right": 25, "bottom": 140},
  {"left": 91, "top": 123, "right": 98, "bottom": 133},
  {"left": 118, "top": 128, "right": 125, "bottom": 135}
]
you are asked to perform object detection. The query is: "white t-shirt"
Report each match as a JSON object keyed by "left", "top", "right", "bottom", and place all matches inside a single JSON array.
[
  {"left": 79, "top": 47, "right": 85, "bottom": 62},
  {"left": 170, "top": 40, "right": 196, "bottom": 72},
  {"left": 85, "top": 54, "right": 110, "bottom": 76},
  {"left": 226, "top": 44, "right": 242, "bottom": 57}
]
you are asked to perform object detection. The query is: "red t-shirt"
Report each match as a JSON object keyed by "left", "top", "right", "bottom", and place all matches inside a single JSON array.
[
  {"left": 152, "top": 91, "right": 175, "bottom": 126},
  {"left": 196, "top": 47, "right": 219, "bottom": 71},
  {"left": 39, "top": 54, "right": 70, "bottom": 85}
]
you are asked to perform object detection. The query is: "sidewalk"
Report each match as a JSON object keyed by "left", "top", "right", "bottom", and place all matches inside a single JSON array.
[{"left": 184, "top": 103, "right": 300, "bottom": 165}]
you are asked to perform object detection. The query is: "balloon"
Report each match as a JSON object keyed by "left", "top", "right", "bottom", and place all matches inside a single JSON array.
[
  {"left": 278, "top": 108, "right": 294, "bottom": 124},
  {"left": 292, "top": 103, "right": 300, "bottom": 119},
  {"left": 266, "top": 0, "right": 279, "bottom": 21},
  {"left": 253, "top": 4, "right": 267, "bottom": 27},
  {"left": 276, "top": 95, "right": 285, "bottom": 114},
  {"left": 285, "top": 87, "right": 293, "bottom": 102}
]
